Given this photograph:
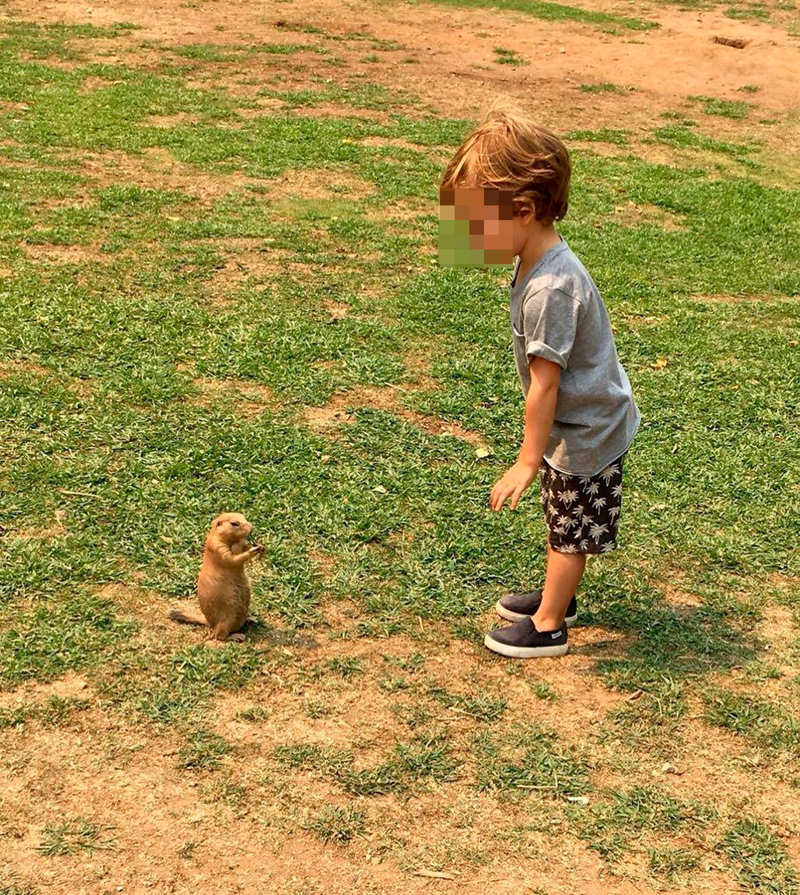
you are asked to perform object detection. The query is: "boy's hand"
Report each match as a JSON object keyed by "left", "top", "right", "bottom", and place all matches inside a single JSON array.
[{"left": 490, "top": 460, "right": 539, "bottom": 511}]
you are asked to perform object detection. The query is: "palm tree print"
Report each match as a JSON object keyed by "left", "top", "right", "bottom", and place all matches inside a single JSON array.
[
  {"left": 599, "top": 463, "right": 620, "bottom": 485},
  {"left": 538, "top": 451, "right": 627, "bottom": 554},
  {"left": 589, "top": 521, "right": 609, "bottom": 542},
  {"left": 560, "top": 489, "right": 579, "bottom": 507}
]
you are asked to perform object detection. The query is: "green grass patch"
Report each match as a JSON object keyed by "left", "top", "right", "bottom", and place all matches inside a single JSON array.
[
  {"left": 37, "top": 817, "right": 116, "bottom": 856},
  {"left": 652, "top": 124, "right": 759, "bottom": 158},
  {"left": 0, "top": 596, "right": 134, "bottom": 686},
  {"left": 409, "top": 0, "right": 657, "bottom": 31},
  {"left": 274, "top": 733, "right": 460, "bottom": 796},
  {"left": 475, "top": 723, "right": 590, "bottom": 799},
  {"left": 178, "top": 727, "right": 232, "bottom": 770},
  {"left": 704, "top": 689, "right": 800, "bottom": 755},
  {"left": 575, "top": 785, "right": 714, "bottom": 860},
  {"left": 725, "top": 3, "right": 770, "bottom": 21},
  {"left": 579, "top": 82, "right": 630, "bottom": 94},
  {"left": 718, "top": 818, "right": 798, "bottom": 893},
  {"left": 688, "top": 94, "right": 753, "bottom": 119},
  {"left": 567, "top": 128, "right": 630, "bottom": 146},
  {"left": 493, "top": 46, "right": 525, "bottom": 66},
  {"left": 303, "top": 805, "right": 367, "bottom": 843},
  {"left": 0, "top": 695, "right": 89, "bottom": 729}
]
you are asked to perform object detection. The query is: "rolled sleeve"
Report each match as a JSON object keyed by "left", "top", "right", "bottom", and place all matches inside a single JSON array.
[{"left": 522, "top": 288, "right": 582, "bottom": 371}]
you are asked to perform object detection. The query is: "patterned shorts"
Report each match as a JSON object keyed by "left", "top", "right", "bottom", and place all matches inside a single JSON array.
[{"left": 539, "top": 451, "right": 627, "bottom": 554}]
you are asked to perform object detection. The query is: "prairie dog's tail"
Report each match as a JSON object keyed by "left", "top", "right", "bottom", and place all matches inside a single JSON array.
[{"left": 168, "top": 606, "right": 207, "bottom": 627}]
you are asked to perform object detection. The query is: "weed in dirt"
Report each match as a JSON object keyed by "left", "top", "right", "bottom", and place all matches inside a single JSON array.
[
  {"left": 303, "top": 698, "right": 334, "bottom": 717},
  {"left": 579, "top": 82, "right": 630, "bottom": 94},
  {"left": 574, "top": 785, "right": 714, "bottom": 861},
  {"left": 303, "top": 805, "right": 367, "bottom": 844},
  {"left": 412, "top": 0, "right": 657, "bottom": 32},
  {"left": 178, "top": 841, "right": 197, "bottom": 859},
  {"left": 717, "top": 818, "right": 798, "bottom": 894},
  {"left": 493, "top": 46, "right": 525, "bottom": 66},
  {"left": 567, "top": 128, "right": 630, "bottom": 146},
  {"left": 426, "top": 683, "right": 507, "bottom": 722},
  {"left": 37, "top": 817, "right": 116, "bottom": 856},
  {"left": 475, "top": 723, "right": 590, "bottom": 799},
  {"left": 529, "top": 680, "right": 557, "bottom": 701},
  {"left": 382, "top": 652, "right": 426, "bottom": 673},
  {"left": 235, "top": 705, "right": 271, "bottom": 722},
  {"left": 178, "top": 727, "right": 232, "bottom": 770},
  {"left": 0, "top": 695, "right": 89, "bottom": 729},
  {"left": 703, "top": 689, "right": 800, "bottom": 755},
  {"left": 688, "top": 94, "right": 752, "bottom": 120},
  {"left": 648, "top": 846, "right": 701, "bottom": 881},
  {"left": 319, "top": 656, "right": 364, "bottom": 678}
]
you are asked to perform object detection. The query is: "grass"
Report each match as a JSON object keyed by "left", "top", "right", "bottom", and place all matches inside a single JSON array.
[
  {"left": 703, "top": 689, "right": 800, "bottom": 755},
  {"left": 574, "top": 785, "right": 714, "bottom": 860},
  {"left": 718, "top": 819, "right": 798, "bottom": 894},
  {"left": 411, "top": 0, "right": 657, "bottom": 31},
  {"left": 37, "top": 817, "right": 116, "bottom": 856},
  {"left": 475, "top": 723, "right": 591, "bottom": 798},
  {"left": 0, "top": 6, "right": 799, "bottom": 891},
  {"left": 178, "top": 727, "right": 232, "bottom": 770},
  {"left": 688, "top": 94, "right": 753, "bottom": 120},
  {"left": 566, "top": 128, "right": 630, "bottom": 146},
  {"left": 303, "top": 805, "right": 367, "bottom": 843},
  {"left": 0, "top": 695, "right": 88, "bottom": 729},
  {"left": 579, "top": 82, "right": 631, "bottom": 94},
  {"left": 274, "top": 733, "right": 460, "bottom": 795},
  {"left": 493, "top": 46, "right": 525, "bottom": 65}
]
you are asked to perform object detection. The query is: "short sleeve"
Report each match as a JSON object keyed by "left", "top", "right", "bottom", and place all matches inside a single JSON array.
[{"left": 521, "top": 287, "right": 582, "bottom": 370}]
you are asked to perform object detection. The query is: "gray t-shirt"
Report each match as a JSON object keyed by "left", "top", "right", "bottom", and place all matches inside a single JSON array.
[{"left": 510, "top": 237, "right": 640, "bottom": 476}]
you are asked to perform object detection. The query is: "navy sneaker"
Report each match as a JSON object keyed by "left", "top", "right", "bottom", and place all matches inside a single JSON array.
[
  {"left": 496, "top": 588, "right": 578, "bottom": 627},
  {"left": 484, "top": 617, "right": 568, "bottom": 659}
]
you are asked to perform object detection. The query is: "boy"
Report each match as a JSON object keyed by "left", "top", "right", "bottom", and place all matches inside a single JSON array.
[{"left": 439, "top": 106, "right": 641, "bottom": 658}]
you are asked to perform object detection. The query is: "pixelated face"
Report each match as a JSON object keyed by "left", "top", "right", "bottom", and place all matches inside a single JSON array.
[{"left": 438, "top": 186, "right": 517, "bottom": 267}]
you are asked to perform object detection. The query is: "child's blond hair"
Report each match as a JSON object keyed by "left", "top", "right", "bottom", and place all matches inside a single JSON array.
[{"left": 439, "top": 101, "right": 571, "bottom": 224}]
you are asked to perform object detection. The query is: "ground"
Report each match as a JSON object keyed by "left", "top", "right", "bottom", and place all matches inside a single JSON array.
[{"left": 0, "top": 0, "right": 799, "bottom": 892}]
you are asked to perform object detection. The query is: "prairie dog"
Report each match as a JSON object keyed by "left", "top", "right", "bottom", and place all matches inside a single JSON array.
[{"left": 168, "top": 512, "right": 264, "bottom": 642}]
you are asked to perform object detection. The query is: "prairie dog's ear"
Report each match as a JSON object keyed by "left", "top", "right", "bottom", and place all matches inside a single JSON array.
[{"left": 216, "top": 519, "right": 223, "bottom": 527}]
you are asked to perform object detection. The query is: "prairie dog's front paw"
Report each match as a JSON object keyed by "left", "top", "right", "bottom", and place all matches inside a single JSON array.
[{"left": 250, "top": 544, "right": 265, "bottom": 556}]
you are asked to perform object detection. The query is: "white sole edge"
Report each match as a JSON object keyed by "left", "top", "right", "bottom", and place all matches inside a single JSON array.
[
  {"left": 495, "top": 601, "right": 577, "bottom": 627},
  {"left": 483, "top": 634, "right": 569, "bottom": 659}
]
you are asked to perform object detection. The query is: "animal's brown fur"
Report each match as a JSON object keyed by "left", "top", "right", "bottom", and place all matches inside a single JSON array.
[{"left": 168, "top": 512, "right": 264, "bottom": 642}]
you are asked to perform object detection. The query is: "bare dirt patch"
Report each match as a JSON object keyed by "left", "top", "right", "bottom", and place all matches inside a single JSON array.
[
  {"left": 71, "top": 146, "right": 264, "bottom": 201},
  {"left": 189, "top": 376, "right": 274, "bottom": 417},
  {"left": 686, "top": 292, "right": 789, "bottom": 304},
  {"left": 300, "top": 384, "right": 489, "bottom": 450},
  {"left": 266, "top": 166, "right": 377, "bottom": 202},
  {"left": 20, "top": 242, "right": 107, "bottom": 264},
  {"left": 0, "top": 671, "right": 89, "bottom": 709},
  {"left": 610, "top": 200, "right": 687, "bottom": 231}
]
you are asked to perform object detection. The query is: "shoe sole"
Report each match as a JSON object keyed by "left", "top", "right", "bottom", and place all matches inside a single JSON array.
[
  {"left": 483, "top": 634, "right": 569, "bottom": 659},
  {"left": 495, "top": 600, "right": 577, "bottom": 627}
]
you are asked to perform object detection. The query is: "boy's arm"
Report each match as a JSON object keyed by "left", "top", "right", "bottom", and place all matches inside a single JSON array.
[{"left": 490, "top": 356, "right": 560, "bottom": 512}]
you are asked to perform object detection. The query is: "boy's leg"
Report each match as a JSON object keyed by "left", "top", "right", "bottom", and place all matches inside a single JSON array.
[{"left": 532, "top": 543, "right": 587, "bottom": 631}]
